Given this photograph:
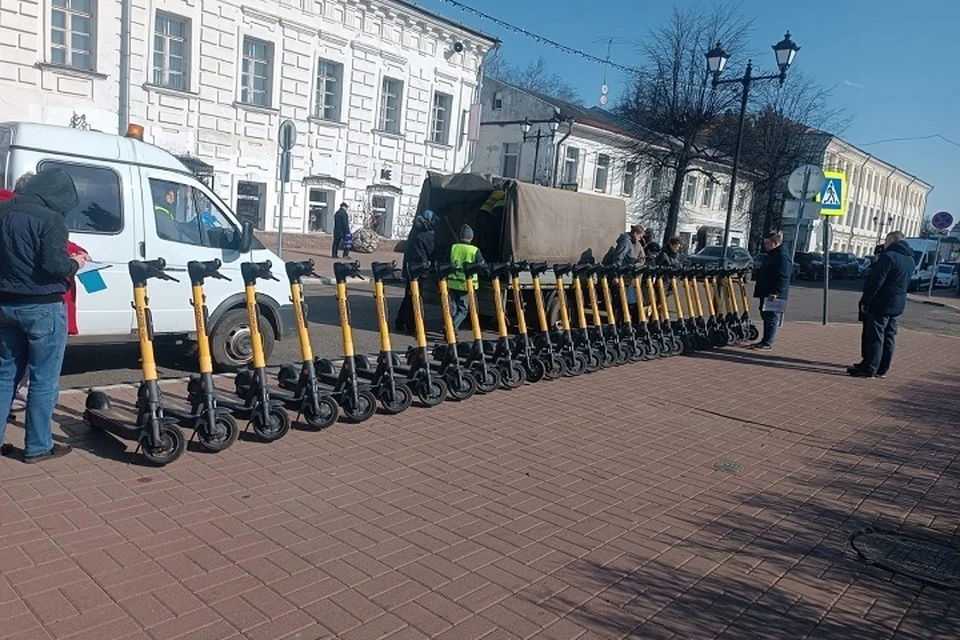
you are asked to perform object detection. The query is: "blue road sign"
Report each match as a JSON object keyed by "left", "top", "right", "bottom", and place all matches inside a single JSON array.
[
  {"left": 819, "top": 171, "right": 846, "bottom": 217},
  {"left": 931, "top": 211, "right": 954, "bottom": 231}
]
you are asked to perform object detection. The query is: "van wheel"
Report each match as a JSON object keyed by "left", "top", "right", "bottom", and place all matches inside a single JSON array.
[{"left": 210, "top": 308, "right": 275, "bottom": 372}]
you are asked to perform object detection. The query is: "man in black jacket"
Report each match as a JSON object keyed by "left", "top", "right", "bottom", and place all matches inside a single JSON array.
[
  {"left": 332, "top": 202, "right": 350, "bottom": 258},
  {"left": 752, "top": 232, "right": 792, "bottom": 350},
  {"left": 848, "top": 231, "right": 914, "bottom": 378},
  {"left": 394, "top": 211, "right": 436, "bottom": 332},
  {"left": 0, "top": 168, "right": 87, "bottom": 462}
]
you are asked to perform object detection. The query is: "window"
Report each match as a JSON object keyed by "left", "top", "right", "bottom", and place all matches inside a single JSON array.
[
  {"left": 308, "top": 188, "right": 334, "bottom": 232},
  {"left": 38, "top": 161, "right": 122, "bottom": 233},
  {"left": 648, "top": 167, "right": 663, "bottom": 197},
  {"left": 236, "top": 181, "right": 266, "bottom": 230},
  {"left": 378, "top": 77, "right": 403, "bottom": 133},
  {"left": 736, "top": 189, "right": 747, "bottom": 211},
  {"left": 51, "top": 0, "right": 95, "bottom": 70},
  {"left": 594, "top": 154, "right": 610, "bottom": 192},
  {"left": 240, "top": 37, "right": 273, "bottom": 107},
  {"left": 492, "top": 91, "right": 503, "bottom": 110},
  {"left": 562, "top": 147, "right": 580, "bottom": 185},
  {"left": 151, "top": 179, "right": 236, "bottom": 248},
  {"left": 314, "top": 59, "right": 343, "bottom": 121},
  {"left": 683, "top": 174, "right": 698, "bottom": 203},
  {"left": 370, "top": 195, "right": 395, "bottom": 237},
  {"left": 701, "top": 179, "right": 714, "bottom": 208},
  {"left": 430, "top": 92, "right": 453, "bottom": 145},
  {"left": 622, "top": 162, "right": 637, "bottom": 196},
  {"left": 501, "top": 143, "right": 519, "bottom": 179},
  {"left": 153, "top": 12, "right": 189, "bottom": 90},
  {"left": 719, "top": 183, "right": 730, "bottom": 209}
]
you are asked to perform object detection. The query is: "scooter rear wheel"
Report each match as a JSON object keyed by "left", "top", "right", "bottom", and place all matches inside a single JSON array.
[
  {"left": 525, "top": 357, "right": 546, "bottom": 383},
  {"left": 197, "top": 414, "right": 239, "bottom": 452},
  {"left": 499, "top": 361, "right": 526, "bottom": 390},
  {"left": 473, "top": 366, "right": 501, "bottom": 394},
  {"left": 670, "top": 337, "right": 684, "bottom": 356},
  {"left": 747, "top": 325, "right": 760, "bottom": 341},
  {"left": 446, "top": 371, "right": 477, "bottom": 401},
  {"left": 252, "top": 406, "right": 291, "bottom": 442},
  {"left": 303, "top": 395, "right": 339, "bottom": 430},
  {"left": 141, "top": 425, "right": 187, "bottom": 466},
  {"left": 564, "top": 352, "right": 587, "bottom": 376},
  {"left": 343, "top": 390, "right": 377, "bottom": 423},
  {"left": 415, "top": 378, "right": 447, "bottom": 407},
  {"left": 380, "top": 384, "right": 412, "bottom": 415}
]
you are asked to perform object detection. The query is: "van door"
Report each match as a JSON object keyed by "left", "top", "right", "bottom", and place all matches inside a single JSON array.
[
  {"left": 132, "top": 167, "right": 246, "bottom": 333},
  {"left": 35, "top": 159, "right": 137, "bottom": 336}
]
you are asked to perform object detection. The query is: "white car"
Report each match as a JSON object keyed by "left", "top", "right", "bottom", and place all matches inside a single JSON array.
[{"left": 934, "top": 263, "right": 958, "bottom": 289}]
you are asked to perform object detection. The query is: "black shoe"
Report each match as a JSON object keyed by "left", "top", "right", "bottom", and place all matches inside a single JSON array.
[
  {"left": 1, "top": 443, "right": 14, "bottom": 457},
  {"left": 848, "top": 369, "right": 875, "bottom": 378},
  {"left": 23, "top": 443, "right": 72, "bottom": 464}
]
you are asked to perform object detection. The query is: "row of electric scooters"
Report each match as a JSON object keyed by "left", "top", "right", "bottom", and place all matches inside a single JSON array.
[{"left": 83, "top": 257, "right": 757, "bottom": 466}]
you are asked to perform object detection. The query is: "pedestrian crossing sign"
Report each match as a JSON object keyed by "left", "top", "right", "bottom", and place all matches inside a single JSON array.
[{"left": 818, "top": 171, "right": 846, "bottom": 217}]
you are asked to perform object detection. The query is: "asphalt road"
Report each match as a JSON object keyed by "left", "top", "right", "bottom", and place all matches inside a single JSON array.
[{"left": 58, "top": 276, "right": 960, "bottom": 389}]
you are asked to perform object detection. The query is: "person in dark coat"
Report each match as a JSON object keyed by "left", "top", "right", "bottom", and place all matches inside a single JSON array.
[
  {"left": 0, "top": 168, "right": 88, "bottom": 463},
  {"left": 656, "top": 236, "right": 683, "bottom": 269},
  {"left": 394, "top": 211, "right": 436, "bottom": 332},
  {"left": 332, "top": 202, "right": 350, "bottom": 258},
  {"left": 848, "top": 231, "right": 914, "bottom": 378},
  {"left": 752, "top": 231, "right": 792, "bottom": 350},
  {"left": 604, "top": 225, "right": 645, "bottom": 267}
]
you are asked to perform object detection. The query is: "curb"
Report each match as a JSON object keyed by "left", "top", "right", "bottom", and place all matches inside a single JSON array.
[{"left": 907, "top": 295, "right": 960, "bottom": 312}]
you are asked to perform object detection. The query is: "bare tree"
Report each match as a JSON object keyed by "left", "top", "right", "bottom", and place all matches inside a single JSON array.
[
  {"left": 709, "top": 73, "right": 850, "bottom": 251},
  {"left": 486, "top": 56, "right": 583, "bottom": 105},
  {"left": 617, "top": 4, "right": 751, "bottom": 244}
]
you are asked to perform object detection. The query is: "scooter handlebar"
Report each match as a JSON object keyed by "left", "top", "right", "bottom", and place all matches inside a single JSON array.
[
  {"left": 572, "top": 262, "right": 594, "bottom": 277},
  {"left": 371, "top": 261, "right": 399, "bottom": 282},
  {"left": 489, "top": 263, "right": 512, "bottom": 279},
  {"left": 284, "top": 259, "right": 316, "bottom": 283},
  {"left": 406, "top": 262, "right": 430, "bottom": 280},
  {"left": 435, "top": 261, "right": 457, "bottom": 280},
  {"left": 241, "top": 260, "right": 277, "bottom": 284},
  {"left": 188, "top": 259, "right": 229, "bottom": 283},
  {"left": 129, "top": 258, "right": 179, "bottom": 284},
  {"left": 553, "top": 263, "right": 573, "bottom": 278},
  {"left": 526, "top": 261, "right": 549, "bottom": 277},
  {"left": 333, "top": 261, "right": 363, "bottom": 283},
  {"left": 463, "top": 262, "right": 489, "bottom": 278}
]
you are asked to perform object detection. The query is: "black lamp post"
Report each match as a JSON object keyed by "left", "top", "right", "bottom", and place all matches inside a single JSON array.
[
  {"left": 874, "top": 213, "right": 893, "bottom": 244},
  {"left": 707, "top": 31, "right": 800, "bottom": 267},
  {"left": 521, "top": 115, "right": 560, "bottom": 184}
]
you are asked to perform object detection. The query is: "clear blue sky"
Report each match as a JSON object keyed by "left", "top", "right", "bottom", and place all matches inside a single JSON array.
[{"left": 414, "top": 0, "right": 959, "bottom": 221}]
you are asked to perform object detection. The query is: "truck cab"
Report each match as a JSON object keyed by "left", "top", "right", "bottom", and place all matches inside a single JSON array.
[{"left": 0, "top": 122, "right": 294, "bottom": 370}]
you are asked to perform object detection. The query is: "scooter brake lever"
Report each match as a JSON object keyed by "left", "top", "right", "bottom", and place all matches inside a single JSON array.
[{"left": 213, "top": 272, "right": 232, "bottom": 281}]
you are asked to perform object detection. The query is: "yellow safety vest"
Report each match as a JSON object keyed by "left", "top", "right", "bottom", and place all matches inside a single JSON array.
[{"left": 448, "top": 243, "right": 479, "bottom": 291}]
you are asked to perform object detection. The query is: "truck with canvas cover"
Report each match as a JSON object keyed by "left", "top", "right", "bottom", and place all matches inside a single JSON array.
[{"left": 414, "top": 172, "right": 627, "bottom": 325}]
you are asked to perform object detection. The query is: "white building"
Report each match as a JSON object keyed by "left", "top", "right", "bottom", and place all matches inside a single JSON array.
[
  {"left": 0, "top": 0, "right": 497, "bottom": 238},
  {"left": 804, "top": 134, "right": 932, "bottom": 256},
  {"left": 473, "top": 78, "right": 754, "bottom": 250}
]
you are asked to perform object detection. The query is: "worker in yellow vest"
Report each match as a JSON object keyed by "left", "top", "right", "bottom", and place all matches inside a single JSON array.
[{"left": 448, "top": 224, "right": 485, "bottom": 331}]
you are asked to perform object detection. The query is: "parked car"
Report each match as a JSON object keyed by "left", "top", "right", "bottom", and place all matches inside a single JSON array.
[
  {"left": 827, "top": 252, "right": 860, "bottom": 280},
  {"left": 686, "top": 246, "right": 753, "bottom": 270},
  {"left": 934, "top": 263, "right": 959, "bottom": 289},
  {"left": 794, "top": 252, "right": 822, "bottom": 280}
]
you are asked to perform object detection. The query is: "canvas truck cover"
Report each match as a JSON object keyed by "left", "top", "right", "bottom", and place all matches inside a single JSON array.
[{"left": 416, "top": 172, "right": 627, "bottom": 265}]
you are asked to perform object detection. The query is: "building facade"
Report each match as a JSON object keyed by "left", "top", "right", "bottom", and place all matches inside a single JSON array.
[
  {"left": 474, "top": 79, "right": 754, "bottom": 250},
  {"left": 0, "top": 0, "right": 496, "bottom": 238},
  {"left": 795, "top": 134, "right": 932, "bottom": 256}
]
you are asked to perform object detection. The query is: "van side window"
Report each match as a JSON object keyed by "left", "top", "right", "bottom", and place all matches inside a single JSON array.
[
  {"left": 151, "top": 178, "right": 237, "bottom": 249},
  {"left": 37, "top": 161, "right": 123, "bottom": 234}
]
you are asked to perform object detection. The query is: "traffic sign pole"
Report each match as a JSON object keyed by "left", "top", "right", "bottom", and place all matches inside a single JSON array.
[
  {"left": 928, "top": 212, "right": 953, "bottom": 297},
  {"left": 822, "top": 219, "right": 830, "bottom": 325},
  {"left": 276, "top": 120, "right": 297, "bottom": 260}
]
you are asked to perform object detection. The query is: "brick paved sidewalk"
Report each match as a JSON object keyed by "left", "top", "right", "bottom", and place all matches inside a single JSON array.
[{"left": 2, "top": 323, "right": 958, "bottom": 639}]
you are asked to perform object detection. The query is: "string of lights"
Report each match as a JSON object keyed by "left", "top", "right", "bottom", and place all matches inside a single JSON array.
[
  {"left": 431, "top": 0, "right": 643, "bottom": 76},
  {"left": 860, "top": 134, "right": 960, "bottom": 149}
]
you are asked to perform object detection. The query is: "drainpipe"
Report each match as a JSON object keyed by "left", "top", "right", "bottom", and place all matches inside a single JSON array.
[
  {"left": 875, "top": 166, "right": 897, "bottom": 243},
  {"left": 850, "top": 154, "right": 871, "bottom": 252},
  {"left": 118, "top": 0, "right": 131, "bottom": 135},
  {"left": 551, "top": 118, "right": 574, "bottom": 188},
  {"left": 899, "top": 176, "right": 917, "bottom": 235}
]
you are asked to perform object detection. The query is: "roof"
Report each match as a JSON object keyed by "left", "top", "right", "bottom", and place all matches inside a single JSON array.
[
  {"left": 1, "top": 122, "right": 191, "bottom": 175},
  {"left": 806, "top": 132, "right": 933, "bottom": 189},
  {"left": 389, "top": 0, "right": 499, "bottom": 44}
]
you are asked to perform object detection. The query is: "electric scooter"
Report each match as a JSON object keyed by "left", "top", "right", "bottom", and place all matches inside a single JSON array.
[
  {"left": 222, "top": 261, "right": 292, "bottom": 441},
  {"left": 703, "top": 269, "right": 732, "bottom": 347},
  {"left": 628, "top": 264, "right": 661, "bottom": 358},
  {"left": 650, "top": 267, "right": 684, "bottom": 356},
  {"left": 262, "top": 260, "right": 341, "bottom": 429},
  {"left": 734, "top": 268, "right": 760, "bottom": 342},
  {"left": 459, "top": 262, "right": 502, "bottom": 393},
  {"left": 351, "top": 261, "right": 414, "bottom": 413},
  {"left": 429, "top": 262, "right": 478, "bottom": 400},
  {"left": 394, "top": 262, "right": 449, "bottom": 406},
  {"left": 570, "top": 262, "right": 603, "bottom": 372},
  {"left": 682, "top": 267, "right": 713, "bottom": 351},
  {"left": 311, "top": 261, "right": 379, "bottom": 422},
  {"left": 484, "top": 263, "right": 527, "bottom": 389},
  {"left": 614, "top": 264, "right": 650, "bottom": 361},
  {"left": 551, "top": 263, "right": 588, "bottom": 376},
  {"left": 583, "top": 265, "right": 617, "bottom": 368},
  {"left": 526, "top": 262, "right": 566, "bottom": 379},
  {"left": 506, "top": 262, "right": 547, "bottom": 383},
  {"left": 598, "top": 266, "right": 630, "bottom": 364},
  {"left": 718, "top": 269, "right": 746, "bottom": 345},
  {"left": 162, "top": 259, "right": 240, "bottom": 452},
  {"left": 84, "top": 259, "right": 188, "bottom": 466}
]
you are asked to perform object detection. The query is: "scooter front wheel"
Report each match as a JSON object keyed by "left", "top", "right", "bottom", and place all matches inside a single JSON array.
[
  {"left": 380, "top": 384, "right": 412, "bottom": 415},
  {"left": 344, "top": 390, "right": 377, "bottom": 423},
  {"left": 303, "top": 395, "right": 339, "bottom": 430},
  {"left": 473, "top": 367, "right": 501, "bottom": 394},
  {"left": 564, "top": 352, "right": 587, "bottom": 376},
  {"left": 446, "top": 371, "right": 477, "bottom": 401},
  {"left": 525, "top": 357, "right": 546, "bottom": 384},
  {"left": 415, "top": 378, "right": 447, "bottom": 407},
  {"left": 499, "top": 361, "right": 526, "bottom": 390},
  {"left": 747, "top": 324, "right": 760, "bottom": 341},
  {"left": 252, "top": 406, "right": 291, "bottom": 442},
  {"left": 197, "top": 414, "right": 239, "bottom": 452},
  {"left": 141, "top": 425, "right": 187, "bottom": 466},
  {"left": 671, "top": 337, "right": 684, "bottom": 356}
]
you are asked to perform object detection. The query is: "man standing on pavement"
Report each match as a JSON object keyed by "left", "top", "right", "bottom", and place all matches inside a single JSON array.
[
  {"left": 848, "top": 231, "right": 913, "bottom": 379},
  {"left": 0, "top": 168, "right": 88, "bottom": 462},
  {"left": 332, "top": 202, "right": 350, "bottom": 258},
  {"left": 394, "top": 210, "right": 436, "bottom": 332},
  {"left": 448, "top": 224, "right": 485, "bottom": 332},
  {"left": 752, "top": 232, "right": 792, "bottom": 350}
]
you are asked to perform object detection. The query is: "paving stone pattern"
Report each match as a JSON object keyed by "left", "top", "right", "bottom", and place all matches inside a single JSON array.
[{"left": 2, "top": 323, "right": 959, "bottom": 639}]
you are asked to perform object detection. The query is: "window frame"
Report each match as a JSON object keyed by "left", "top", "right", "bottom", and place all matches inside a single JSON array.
[
  {"left": 314, "top": 58, "right": 344, "bottom": 121},
  {"left": 37, "top": 159, "right": 124, "bottom": 235},
  {"left": 240, "top": 36, "right": 274, "bottom": 108},
  {"left": 152, "top": 11, "right": 191, "bottom": 91},
  {"left": 150, "top": 178, "right": 239, "bottom": 249},
  {"left": 501, "top": 142, "right": 520, "bottom": 179},
  {"left": 430, "top": 91, "right": 453, "bottom": 145},
  {"left": 562, "top": 146, "right": 580, "bottom": 185},
  {"left": 378, "top": 76, "right": 404, "bottom": 134},
  {"left": 594, "top": 154, "right": 610, "bottom": 193},
  {"left": 622, "top": 161, "right": 637, "bottom": 197},
  {"left": 701, "top": 179, "right": 715, "bottom": 208},
  {"left": 683, "top": 174, "right": 698, "bottom": 204},
  {"left": 50, "top": 0, "right": 97, "bottom": 71}
]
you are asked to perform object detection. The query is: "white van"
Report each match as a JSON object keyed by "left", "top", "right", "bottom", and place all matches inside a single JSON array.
[
  {"left": 904, "top": 237, "right": 939, "bottom": 291},
  {"left": 0, "top": 122, "right": 294, "bottom": 370}
]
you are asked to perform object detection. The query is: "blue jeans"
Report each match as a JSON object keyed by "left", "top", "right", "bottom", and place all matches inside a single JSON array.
[
  {"left": 758, "top": 300, "right": 781, "bottom": 347},
  {"left": 449, "top": 290, "right": 470, "bottom": 332},
  {"left": 860, "top": 313, "right": 898, "bottom": 375},
  {"left": 0, "top": 302, "right": 67, "bottom": 456}
]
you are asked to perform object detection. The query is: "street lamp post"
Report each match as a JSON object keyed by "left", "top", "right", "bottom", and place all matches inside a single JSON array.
[
  {"left": 874, "top": 214, "right": 893, "bottom": 245},
  {"left": 521, "top": 116, "right": 560, "bottom": 185},
  {"left": 706, "top": 32, "right": 800, "bottom": 267}
]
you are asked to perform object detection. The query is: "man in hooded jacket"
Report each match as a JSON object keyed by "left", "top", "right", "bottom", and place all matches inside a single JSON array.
[
  {"left": 394, "top": 211, "right": 436, "bottom": 332},
  {"left": 0, "top": 168, "right": 88, "bottom": 462},
  {"left": 848, "top": 231, "right": 914, "bottom": 379}
]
